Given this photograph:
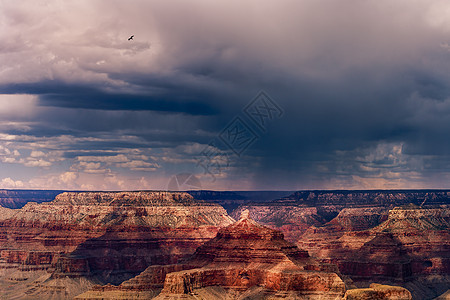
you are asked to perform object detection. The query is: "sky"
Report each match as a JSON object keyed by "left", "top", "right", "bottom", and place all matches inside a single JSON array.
[{"left": 1, "top": 0, "right": 450, "bottom": 191}]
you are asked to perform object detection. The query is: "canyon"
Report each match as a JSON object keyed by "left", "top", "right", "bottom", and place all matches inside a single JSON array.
[
  {"left": 0, "top": 189, "right": 448, "bottom": 299},
  {"left": 232, "top": 191, "right": 449, "bottom": 299},
  {"left": 76, "top": 210, "right": 342, "bottom": 299},
  {"left": 0, "top": 191, "right": 233, "bottom": 299},
  {"left": 77, "top": 210, "right": 414, "bottom": 300}
]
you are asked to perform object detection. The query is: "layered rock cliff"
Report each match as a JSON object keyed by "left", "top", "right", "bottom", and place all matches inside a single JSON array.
[
  {"left": 77, "top": 210, "right": 347, "bottom": 299},
  {"left": 231, "top": 205, "right": 327, "bottom": 243},
  {"left": 343, "top": 283, "right": 412, "bottom": 300},
  {"left": 0, "top": 191, "right": 234, "bottom": 299},
  {"left": 229, "top": 190, "right": 449, "bottom": 244},
  {"left": 232, "top": 205, "right": 389, "bottom": 243},
  {"left": 279, "top": 190, "right": 450, "bottom": 207},
  {"left": 297, "top": 206, "right": 450, "bottom": 299}
]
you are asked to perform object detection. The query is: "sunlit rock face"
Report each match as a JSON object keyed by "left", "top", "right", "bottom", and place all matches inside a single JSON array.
[
  {"left": 298, "top": 205, "right": 450, "bottom": 299},
  {"left": 232, "top": 190, "right": 450, "bottom": 244},
  {"left": 228, "top": 191, "right": 449, "bottom": 299},
  {"left": 77, "top": 210, "right": 348, "bottom": 299},
  {"left": 343, "top": 283, "right": 412, "bottom": 300},
  {"left": 0, "top": 191, "right": 234, "bottom": 299}
]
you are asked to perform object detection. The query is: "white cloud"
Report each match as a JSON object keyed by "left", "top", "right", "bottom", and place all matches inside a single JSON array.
[
  {"left": 30, "top": 150, "right": 45, "bottom": 157},
  {"left": 24, "top": 159, "right": 52, "bottom": 167},
  {"left": 59, "top": 172, "right": 78, "bottom": 185},
  {"left": 74, "top": 152, "right": 160, "bottom": 172},
  {"left": 116, "top": 160, "right": 159, "bottom": 171},
  {"left": 77, "top": 154, "right": 128, "bottom": 163},
  {"left": 0, "top": 177, "right": 24, "bottom": 189},
  {"left": 2, "top": 157, "right": 16, "bottom": 163},
  {"left": 0, "top": 144, "right": 63, "bottom": 168},
  {"left": 73, "top": 161, "right": 110, "bottom": 174}
]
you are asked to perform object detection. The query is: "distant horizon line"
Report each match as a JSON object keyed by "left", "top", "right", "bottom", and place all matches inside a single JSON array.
[{"left": 2, "top": 188, "right": 450, "bottom": 193}]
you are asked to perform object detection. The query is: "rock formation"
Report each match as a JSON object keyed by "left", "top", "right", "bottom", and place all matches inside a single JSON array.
[
  {"left": 228, "top": 191, "right": 449, "bottom": 299},
  {"left": 231, "top": 190, "right": 450, "bottom": 245},
  {"left": 0, "top": 191, "right": 234, "bottom": 299},
  {"left": 343, "top": 283, "right": 412, "bottom": 300},
  {"left": 297, "top": 205, "right": 450, "bottom": 299},
  {"left": 2, "top": 189, "right": 447, "bottom": 299},
  {"left": 279, "top": 190, "right": 450, "bottom": 207},
  {"left": 77, "top": 210, "right": 347, "bottom": 299},
  {"left": 231, "top": 205, "right": 328, "bottom": 243}
]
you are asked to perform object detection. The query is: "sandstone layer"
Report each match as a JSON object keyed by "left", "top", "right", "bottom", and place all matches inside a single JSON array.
[
  {"left": 232, "top": 206, "right": 388, "bottom": 243},
  {"left": 279, "top": 190, "right": 450, "bottom": 207},
  {"left": 0, "top": 191, "right": 234, "bottom": 299},
  {"left": 297, "top": 206, "right": 450, "bottom": 299},
  {"left": 77, "top": 210, "right": 347, "bottom": 299},
  {"left": 232, "top": 190, "right": 450, "bottom": 245},
  {"left": 343, "top": 283, "right": 412, "bottom": 300}
]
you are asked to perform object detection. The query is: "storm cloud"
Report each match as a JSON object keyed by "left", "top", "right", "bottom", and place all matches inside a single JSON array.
[{"left": 1, "top": 0, "right": 450, "bottom": 190}]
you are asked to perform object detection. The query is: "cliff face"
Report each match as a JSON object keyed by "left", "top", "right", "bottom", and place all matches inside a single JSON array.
[
  {"left": 231, "top": 206, "right": 327, "bottom": 243},
  {"left": 0, "top": 191, "right": 234, "bottom": 299},
  {"left": 382, "top": 207, "right": 450, "bottom": 231},
  {"left": 279, "top": 190, "right": 450, "bottom": 207},
  {"left": 298, "top": 206, "right": 450, "bottom": 299},
  {"left": 343, "top": 283, "right": 412, "bottom": 300},
  {"left": 1, "top": 189, "right": 447, "bottom": 299},
  {"left": 229, "top": 190, "right": 450, "bottom": 244},
  {"left": 228, "top": 191, "right": 449, "bottom": 299},
  {"left": 77, "top": 210, "right": 347, "bottom": 299},
  {"left": 231, "top": 206, "right": 388, "bottom": 244}
]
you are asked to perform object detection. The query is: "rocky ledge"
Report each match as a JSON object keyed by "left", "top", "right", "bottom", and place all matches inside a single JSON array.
[
  {"left": 343, "top": 283, "right": 412, "bottom": 300},
  {"left": 77, "top": 210, "right": 348, "bottom": 299},
  {"left": 298, "top": 205, "right": 450, "bottom": 299},
  {"left": 0, "top": 191, "right": 234, "bottom": 299}
]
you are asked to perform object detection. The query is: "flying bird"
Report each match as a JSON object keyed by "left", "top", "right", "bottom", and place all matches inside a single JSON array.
[{"left": 128, "top": 35, "right": 134, "bottom": 41}]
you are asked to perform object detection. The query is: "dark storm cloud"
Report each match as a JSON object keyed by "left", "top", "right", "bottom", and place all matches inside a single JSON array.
[
  {"left": 0, "top": 81, "right": 217, "bottom": 115},
  {"left": 1, "top": 0, "right": 450, "bottom": 189}
]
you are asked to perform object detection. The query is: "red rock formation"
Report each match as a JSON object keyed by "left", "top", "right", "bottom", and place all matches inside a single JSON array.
[
  {"left": 0, "top": 191, "right": 234, "bottom": 298},
  {"left": 337, "top": 232, "right": 412, "bottom": 282},
  {"left": 329, "top": 207, "right": 389, "bottom": 231},
  {"left": 231, "top": 205, "right": 327, "bottom": 243},
  {"left": 343, "top": 283, "right": 412, "bottom": 300},
  {"left": 279, "top": 190, "right": 450, "bottom": 207},
  {"left": 232, "top": 205, "right": 389, "bottom": 245},
  {"left": 77, "top": 210, "right": 347, "bottom": 299},
  {"left": 298, "top": 206, "right": 450, "bottom": 299}
]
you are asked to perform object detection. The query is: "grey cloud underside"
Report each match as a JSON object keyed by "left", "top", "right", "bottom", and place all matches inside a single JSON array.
[
  {"left": 1, "top": 0, "right": 450, "bottom": 189},
  {"left": 0, "top": 81, "right": 218, "bottom": 115},
  {"left": 3, "top": 60, "right": 450, "bottom": 188}
]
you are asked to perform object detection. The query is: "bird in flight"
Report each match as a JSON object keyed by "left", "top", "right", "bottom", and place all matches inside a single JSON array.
[{"left": 128, "top": 35, "right": 134, "bottom": 41}]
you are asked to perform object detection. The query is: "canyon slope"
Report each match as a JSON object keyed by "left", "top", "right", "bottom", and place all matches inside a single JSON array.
[
  {"left": 77, "top": 210, "right": 413, "bottom": 300},
  {"left": 230, "top": 191, "right": 449, "bottom": 299},
  {"left": 0, "top": 191, "right": 234, "bottom": 299},
  {"left": 231, "top": 190, "right": 449, "bottom": 243},
  {"left": 296, "top": 206, "right": 450, "bottom": 299},
  {"left": 1, "top": 189, "right": 447, "bottom": 299},
  {"left": 77, "top": 210, "right": 348, "bottom": 299}
]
